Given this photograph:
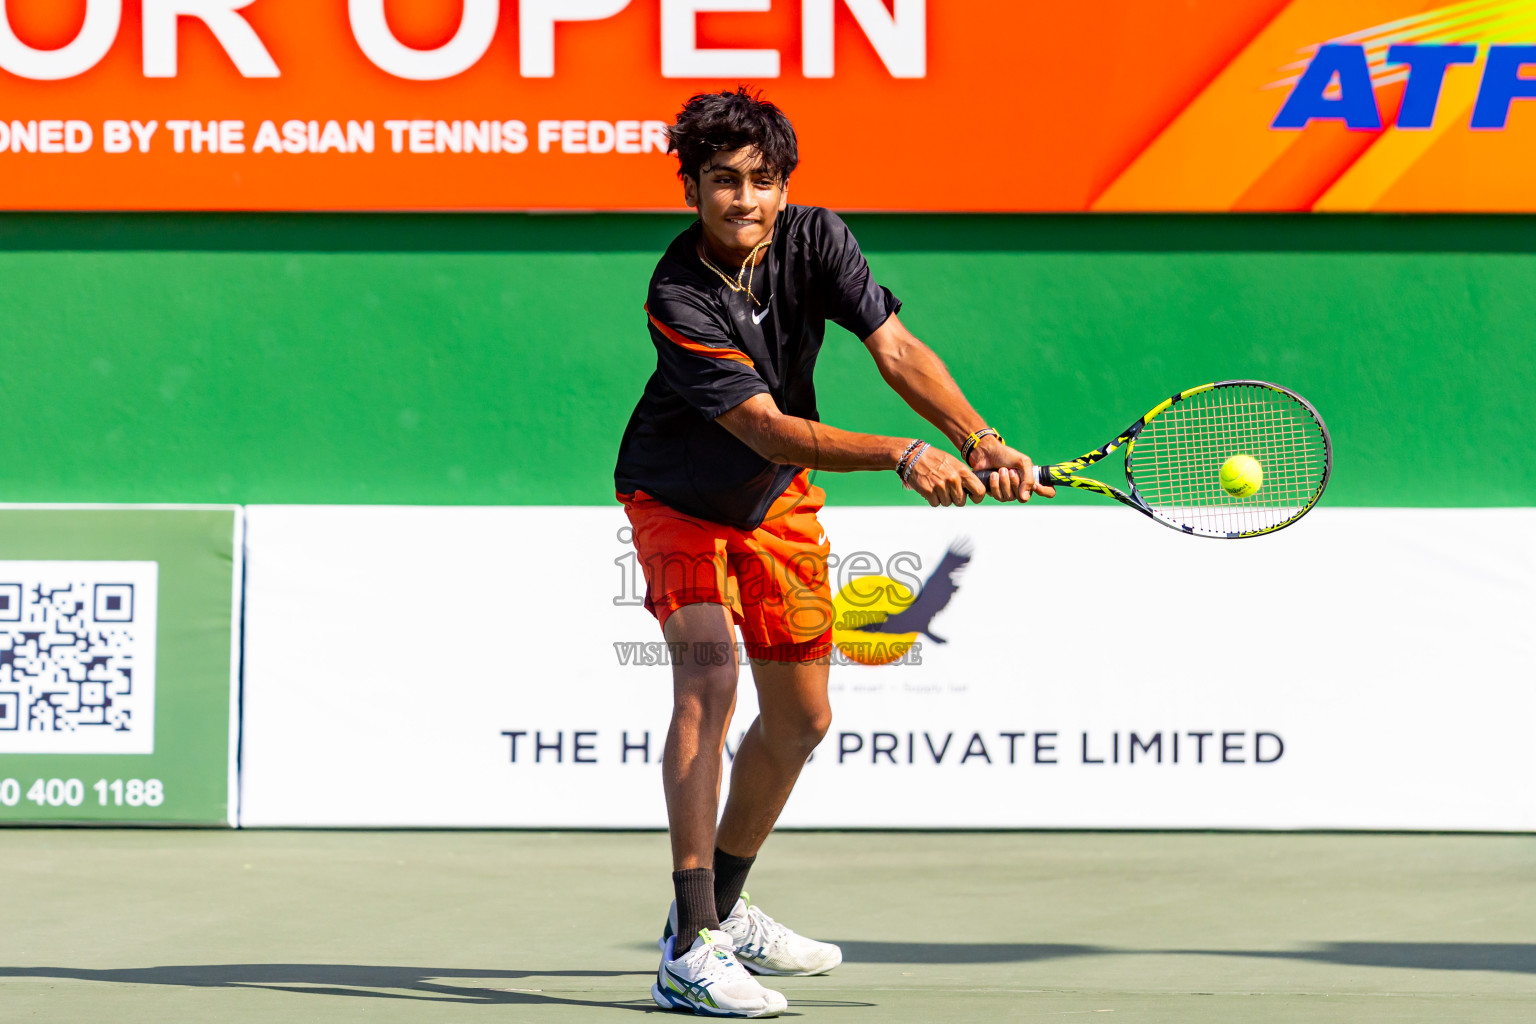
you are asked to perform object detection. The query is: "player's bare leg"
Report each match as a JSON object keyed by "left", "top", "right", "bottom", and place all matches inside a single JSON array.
[
  {"left": 661, "top": 602, "right": 741, "bottom": 871},
  {"left": 715, "top": 656, "right": 832, "bottom": 858}
]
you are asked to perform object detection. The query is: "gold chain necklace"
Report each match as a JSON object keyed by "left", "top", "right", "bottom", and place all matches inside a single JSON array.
[{"left": 699, "top": 236, "right": 771, "bottom": 307}]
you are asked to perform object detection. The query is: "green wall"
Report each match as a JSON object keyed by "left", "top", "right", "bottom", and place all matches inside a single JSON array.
[{"left": 1, "top": 214, "right": 1531, "bottom": 507}]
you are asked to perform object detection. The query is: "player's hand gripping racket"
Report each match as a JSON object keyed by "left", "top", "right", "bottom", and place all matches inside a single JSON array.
[{"left": 978, "top": 380, "right": 1332, "bottom": 539}]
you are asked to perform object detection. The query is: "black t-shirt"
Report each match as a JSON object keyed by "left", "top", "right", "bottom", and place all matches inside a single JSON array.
[{"left": 614, "top": 205, "right": 901, "bottom": 529}]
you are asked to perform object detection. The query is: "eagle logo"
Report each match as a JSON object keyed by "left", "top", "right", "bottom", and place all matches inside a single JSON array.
[{"left": 830, "top": 541, "right": 972, "bottom": 666}]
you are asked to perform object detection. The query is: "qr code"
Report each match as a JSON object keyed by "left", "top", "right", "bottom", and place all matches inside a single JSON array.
[{"left": 0, "top": 562, "right": 158, "bottom": 755}]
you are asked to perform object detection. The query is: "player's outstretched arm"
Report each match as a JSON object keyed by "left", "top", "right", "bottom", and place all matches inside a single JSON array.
[
  {"left": 861, "top": 313, "right": 1055, "bottom": 503},
  {"left": 716, "top": 394, "right": 984, "bottom": 507}
]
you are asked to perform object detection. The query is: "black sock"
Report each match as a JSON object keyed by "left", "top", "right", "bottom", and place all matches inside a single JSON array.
[
  {"left": 712, "top": 847, "right": 756, "bottom": 922},
  {"left": 671, "top": 868, "right": 719, "bottom": 957}
]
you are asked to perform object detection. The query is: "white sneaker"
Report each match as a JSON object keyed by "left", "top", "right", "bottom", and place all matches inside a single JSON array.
[
  {"left": 651, "top": 929, "right": 788, "bottom": 1018},
  {"left": 723, "top": 892, "right": 844, "bottom": 976},
  {"left": 661, "top": 893, "right": 843, "bottom": 978}
]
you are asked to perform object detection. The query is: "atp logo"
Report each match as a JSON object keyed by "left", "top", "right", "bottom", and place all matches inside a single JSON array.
[
  {"left": 1272, "top": 2, "right": 1536, "bottom": 131},
  {"left": 830, "top": 540, "right": 972, "bottom": 666}
]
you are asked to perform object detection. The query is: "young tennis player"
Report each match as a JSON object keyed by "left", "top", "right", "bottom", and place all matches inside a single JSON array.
[{"left": 615, "top": 88, "right": 1053, "bottom": 1017}]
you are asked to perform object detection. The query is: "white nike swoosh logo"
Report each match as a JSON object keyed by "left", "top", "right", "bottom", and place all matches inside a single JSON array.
[
  {"left": 752, "top": 302, "right": 771, "bottom": 325},
  {"left": 817, "top": 532, "right": 827, "bottom": 545}
]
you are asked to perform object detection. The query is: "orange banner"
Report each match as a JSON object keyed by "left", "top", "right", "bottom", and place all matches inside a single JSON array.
[{"left": 1, "top": 1, "right": 1534, "bottom": 211}]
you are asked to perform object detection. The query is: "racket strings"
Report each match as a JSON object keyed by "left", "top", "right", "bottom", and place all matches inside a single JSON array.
[{"left": 1129, "top": 384, "right": 1328, "bottom": 536}]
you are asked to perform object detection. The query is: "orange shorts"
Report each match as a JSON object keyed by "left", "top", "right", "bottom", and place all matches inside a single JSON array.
[{"left": 618, "top": 471, "right": 834, "bottom": 663}]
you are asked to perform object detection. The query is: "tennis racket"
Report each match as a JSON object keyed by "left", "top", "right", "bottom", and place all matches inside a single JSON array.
[{"left": 978, "top": 380, "right": 1332, "bottom": 539}]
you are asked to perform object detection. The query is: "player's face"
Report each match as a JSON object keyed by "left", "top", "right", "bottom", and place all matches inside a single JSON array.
[{"left": 684, "top": 147, "right": 788, "bottom": 262}]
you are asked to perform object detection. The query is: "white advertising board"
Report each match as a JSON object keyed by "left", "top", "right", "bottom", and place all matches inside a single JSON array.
[{"left": 239, "top": 504, "right": 1536, "bottom": 830}]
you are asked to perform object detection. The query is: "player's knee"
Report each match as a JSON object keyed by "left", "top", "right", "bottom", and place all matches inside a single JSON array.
[
  {"left": 783, "top": 705, "right": 831, "bottom": 754},
  {"left": 803, "top": 706, "right": 832, "bottom": 748},
  {"left": 674, "top": 664, "right": 739, "bottom": 720}
]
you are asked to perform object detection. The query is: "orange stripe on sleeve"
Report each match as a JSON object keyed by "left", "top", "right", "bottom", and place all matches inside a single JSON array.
[{"left": 647, "top": 312, "right": 755, "bottom": 368}]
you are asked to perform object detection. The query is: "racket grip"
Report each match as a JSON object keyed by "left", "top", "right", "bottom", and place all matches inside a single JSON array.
[{"left": 975, "top": 466, "right": 1054, "bottom": 489}]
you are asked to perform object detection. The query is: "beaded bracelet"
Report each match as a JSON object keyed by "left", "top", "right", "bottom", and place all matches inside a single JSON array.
[
  {"left": 894, "top": 438, "right": 924, "bottom": 479},
  {"left": 900, "top": 442, "right": 931, "bottom": 489},
  {"left": 961, "top": 427, "right": 1005, "bottom": 463}
]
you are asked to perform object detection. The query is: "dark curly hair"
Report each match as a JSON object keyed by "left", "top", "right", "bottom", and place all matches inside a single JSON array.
[{"left": 667, "top": 87, "right": 799, "bottom": 183}]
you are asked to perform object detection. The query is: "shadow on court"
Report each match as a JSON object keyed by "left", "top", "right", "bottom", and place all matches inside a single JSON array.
[
  {"left": 1183, "top": 942, "right": 1536, "bottom": 975},
  {"left": 0, "top": 965, "right": 657, "bottom": 1011},
  {"left": 3, "top": 942, "right": 1531, "bottom": 1012},
  {"left": 831, "top": 941, "right": 1102, "bottom": 964},
  {"left": 0, "top": 964, "right": 877, "bottom": 1014},
  {"left": 827, "top": 941, "right": 1536, "bottom": 975}
]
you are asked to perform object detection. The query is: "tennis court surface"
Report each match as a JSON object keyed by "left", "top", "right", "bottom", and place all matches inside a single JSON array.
[{"left": 5, "top": 830, "right": 1532, "bottom": 1023}]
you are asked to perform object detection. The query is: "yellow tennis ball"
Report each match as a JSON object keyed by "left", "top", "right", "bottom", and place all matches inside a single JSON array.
[{"left": 1220, "top": 454, "right": 1263, "bottom": 498}]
